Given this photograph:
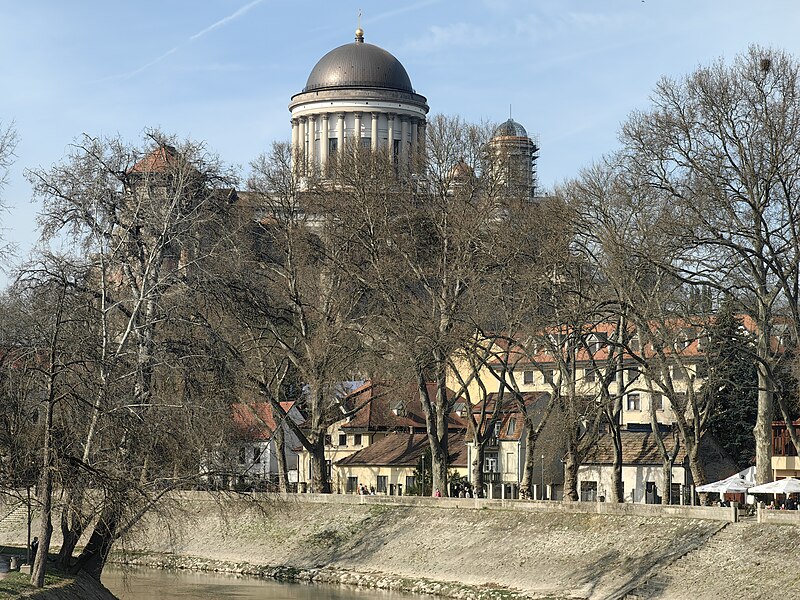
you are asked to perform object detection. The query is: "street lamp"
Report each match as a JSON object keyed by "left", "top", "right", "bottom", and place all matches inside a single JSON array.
[{"left": 541, "top": 454, "right": 545, "bottom": 500}]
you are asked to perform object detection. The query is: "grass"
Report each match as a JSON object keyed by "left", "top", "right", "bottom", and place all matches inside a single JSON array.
[{"left": 0, "top": 551, "right": 70, "bottom": 599}]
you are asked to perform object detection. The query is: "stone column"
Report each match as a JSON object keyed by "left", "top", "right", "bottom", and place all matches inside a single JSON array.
[
  {"left": 386, "top": 113, "right": 395, "bottom": 159},
  {"left": 336, "top": 112, "right": 345, "bottom": 155},
  {"left": 418, "top": 120, "right": 427, "bottom": 157},
  {"left": 307, "top": 115, "right": 316, "bottom": 173},
  {"left": 291, "top": 118, "right": 299, "bottom": 155},
  {"left": 411, "top": 118, "right": 419, "bottom": 160},
  {"left": 400, "top": 116, "right": 410, "bottom": 165},
  {"left": 371, "top": 112, "right": 379, "bottom": 152},
  {"left": 353, "top": 112, "right": 362, "bottom": 147},
  {"left": 297, "top": 117, "right": 306, "bottom": 175},
  {"left": 320, "top": 113, "right": 329, "bottom": 172}
]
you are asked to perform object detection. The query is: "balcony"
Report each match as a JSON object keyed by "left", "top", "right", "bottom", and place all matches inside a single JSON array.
[{"left": 483, "top": 471, "right": 501, "bottom": 483}]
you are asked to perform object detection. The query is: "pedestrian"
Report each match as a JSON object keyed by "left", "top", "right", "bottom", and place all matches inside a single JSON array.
[
  {"left": 29, "top": 536, "right": 39, "bottom": 564},
  {"left": 369, "top": 485, "right": 376, "bottom": 495},
  {"left": 434, "top": 488, "right": 441, "bottom": 498}
]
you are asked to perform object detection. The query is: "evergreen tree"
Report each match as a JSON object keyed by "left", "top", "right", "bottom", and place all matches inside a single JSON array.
[{"left": 705, "top": 303, "right": 758, "bottom": 468}]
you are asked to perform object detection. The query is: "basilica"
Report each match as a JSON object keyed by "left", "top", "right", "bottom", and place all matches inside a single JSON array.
[{"left": 287, "top": 27, "right": 539, "bottom": 196}]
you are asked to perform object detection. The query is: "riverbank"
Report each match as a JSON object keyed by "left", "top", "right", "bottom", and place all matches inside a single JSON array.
[{"left": 4, "top": 494, "right": 800, "bottom": 599}]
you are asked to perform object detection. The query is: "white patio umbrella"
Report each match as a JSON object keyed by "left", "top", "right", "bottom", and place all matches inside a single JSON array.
[
  {"left": 748, "top": 478, "right": 800, "bottom": 495},
  {"left": 696, "top": 475, "right": 754, "bottom": 495}
]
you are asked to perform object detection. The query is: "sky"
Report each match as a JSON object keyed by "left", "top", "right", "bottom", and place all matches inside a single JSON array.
[{"left": 2, "top": 0, "right": 800, "bottom": 287}]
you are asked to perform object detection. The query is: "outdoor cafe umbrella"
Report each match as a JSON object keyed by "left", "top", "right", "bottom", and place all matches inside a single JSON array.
[
  {"left": 748, "top": 478, "right": 800, "bottom": 495},
  {"left": 696, "top": 475, "right": 754, "bottom": 494}
]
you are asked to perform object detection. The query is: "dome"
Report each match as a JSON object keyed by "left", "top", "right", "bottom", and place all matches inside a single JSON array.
[
  {"left": 493, "top": 118, "right": 528, "bottom": 138},
  {"left": 303, "top": 37, "right": 414, "bottom": 93}
]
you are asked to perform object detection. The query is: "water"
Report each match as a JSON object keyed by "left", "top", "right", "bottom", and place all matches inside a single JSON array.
[{"left": 103, "top": 566, "right": 429, "bottom": 600}]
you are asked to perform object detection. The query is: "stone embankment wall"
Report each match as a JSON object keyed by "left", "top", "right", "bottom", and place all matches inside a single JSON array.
[{"left": 3, "top": 493, "right": 800, "bottom": 599}]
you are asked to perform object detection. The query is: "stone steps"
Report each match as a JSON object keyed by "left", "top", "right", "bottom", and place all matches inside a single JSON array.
[
  {"left": 0, "top": 503, "right": 31, "bottom": 532},
  {"left": 619, "top": 523, "right": 734, "bottom": 600}
]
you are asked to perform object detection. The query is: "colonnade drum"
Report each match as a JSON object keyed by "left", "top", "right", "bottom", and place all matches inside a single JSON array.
[{"left": 288, "top": 28, "right": 429, "bottom": 178}]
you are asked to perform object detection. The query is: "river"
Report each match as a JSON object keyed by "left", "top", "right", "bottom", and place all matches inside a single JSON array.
[{"left": 102, "top": 566, "right": 433, "bottom": 599}]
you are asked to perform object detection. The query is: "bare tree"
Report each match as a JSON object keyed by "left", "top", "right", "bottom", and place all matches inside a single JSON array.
[
  {"left": 228, "top": 142, "right": 368, "bottom": 494},
  {"left": 28, "top": 130, "right": 237, "bottom": 579},
  {"left": 328, "top": 115, "right": 531, "bottom": 496},
  {"left": 621, "top": 46, "right": 800, "bottom": 483}
]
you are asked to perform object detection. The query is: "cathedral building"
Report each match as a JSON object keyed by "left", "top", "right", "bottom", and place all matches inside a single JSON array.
[{"left": 288, "top": 27, "right": 539, "bottom": 196}]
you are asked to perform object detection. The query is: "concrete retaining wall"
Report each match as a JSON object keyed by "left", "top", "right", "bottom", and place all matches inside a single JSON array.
[
  {"left": 175, "top": 490, "right": 739, "bottom": 522},
  {"left": 757, "top": 506, "right": 800, "bottom": 524}
]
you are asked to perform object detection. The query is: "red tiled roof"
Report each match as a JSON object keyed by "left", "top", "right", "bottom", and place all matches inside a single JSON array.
[
  {"left": 340, "top": 381, "right": 467, "bottom": 432},
  {"left": 469, "top": 392, "right": 550, "bottom": 441},
  {"left": 335, "top": 432, "right": 467, "bottom": 468},
  {"left": 130, "top": 145, "right": 182, "bottom": 174},
  {"left": 232, "top": 402, "right": 282, "bottom": 441}
]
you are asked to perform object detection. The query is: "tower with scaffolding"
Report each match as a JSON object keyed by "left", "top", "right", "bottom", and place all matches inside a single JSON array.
[{"left": 487, "top": 118, "right": 539, "bottom": 199}]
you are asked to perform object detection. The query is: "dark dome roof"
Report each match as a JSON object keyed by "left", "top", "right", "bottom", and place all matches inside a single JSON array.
[
  {"left": 303, "top": 40, "right": 414, "bottom": 93},
  {"left": 493, "top": 118, "right": 528, "bottom": 138}
]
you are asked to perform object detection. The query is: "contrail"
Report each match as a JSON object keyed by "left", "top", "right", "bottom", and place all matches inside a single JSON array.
[
  {"left": 110, "top": 0, "right": 265, "bottom": 81},
  {"left": 190, "top": 0, "right": 265, "bottom": 41}
]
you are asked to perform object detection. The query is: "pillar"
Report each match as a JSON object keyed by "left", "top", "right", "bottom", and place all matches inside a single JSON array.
[
  {"left": 400, "top": 117, "right": 409, "bottom": 166},
  {"left": 418, "top": 120, "right": 426, "bottom": 157},
  {"left": 307, "top": 115, "right": 316, "bottom": 173},
  {"left": 336, "top": 112, "right": 345, "bottom": 156},
  {"left": 411, "top": 118, "right": 419, "bottom": 163},
  {"left": 371, "top": 112, "right": 379, "bottom": 152},
  {"left": 386, "top": 113, "right": 395, "bottom": 159},
  {"left": 297, "top": 117, "right": 306, "bottom": 175},
  {"left": 353, "top": 112, "right": 362, "bottom": 147},
  {"left": 320, "top": 113, "right": 329, "bottom": 172}
]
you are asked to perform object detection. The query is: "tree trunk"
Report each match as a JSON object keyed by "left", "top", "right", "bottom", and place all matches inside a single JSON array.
[
  {"left": 274, "top": 424, "right": 290, "bottom": 493},
  {"left": 31, "top": 400, "right": 54, "bottom": 588},
  {"left": 519, "top": 422, "right": 537, "bottom": 498},
  {"left": 661, "top": 458, "right": 674, "bottom": 505},
  {"left": 754, "top": 361, "right": 774, "bottom": 484},
  {"left": 471, "top": 438, "right": 485, "bottom": 494},
  {"left": 309, "top": 437, "right": 330, "bottom": 494},
  {"left": 71, "top": 509, "right": 117, "bottom": 580},
  {"left": 57, "top": 491, "right": 85, "bottom": 570},
  {"left": 609, "top": 414, "right": 623, "bottom": 503},
  {"left": 563, "top": 448, "right": 579, "bottom": 502}
]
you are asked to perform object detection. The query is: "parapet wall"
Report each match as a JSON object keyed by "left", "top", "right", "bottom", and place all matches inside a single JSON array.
[{"left": 179, "top": 491, "right": 739, "bottom": 522}]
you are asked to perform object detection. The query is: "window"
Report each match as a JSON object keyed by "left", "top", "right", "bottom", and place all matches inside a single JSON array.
[
  {"left": 392, "top": 139, "right": 401, "bottom": 161},
  {"left": 493, "top": 421, "right": 501, "bottom": 437},
  {"left": 377, "top": 475, "right": 388, "bottom": 493},
  {"left": 671, "top": 364, "right": 686, "bottom": 380},
  {"left": 346, "top": 477, "right": 358, "bottom": 493},
  {"left": 506, "top": 452, "right": 515, "bottom": 474},
  {"left": 651, "top": 394, "right": 664, "bottom": 411},
  {"left": 253, "top": 447, "right": 261, "bottom": 464},
  {"left": 507, "top": 419, "right": 516, "bottom": 436},
  {"left": 626, "top": 367, "right": 639, "bottom": 383},
  {"left": 523, "top": 370, "right": 534, "bottom": 384},
  {"left": 406, "top": 475, "right": 416, "bottom": 491},
  {"left": 328, "top": 138, "right": 338, "bottom": 155},
  {"left": 338, "top": 433, "right": 347, "bottom": 446},
  {"left": 629, "top": 335, "right": 640, "bottom": 352},
  {"left": 238, "top": 447, "right": 246, "bottom": 464},
  {"left": 544, "top": 370, "right": 555, "bottom": 384},
  {"left": 627, "top": 393, "right": 641, "bottom": 411},
  {"left": 484, "top": 453, "right": 499, "bottom": 473},
  {"left": 584, "top": 367, "right": 596, "bottom": 382},
  {"left": 580, "top": 481, "right": 598, "bottom": 502},
  {"left": 360, "top": 137, "right": 371, "bottom": 148},
  {"left": 354, "top": 434, "right": 362, "bottom": 446},
  {"left": 324, "top": 434, "right": 332, "bottom": 446}
]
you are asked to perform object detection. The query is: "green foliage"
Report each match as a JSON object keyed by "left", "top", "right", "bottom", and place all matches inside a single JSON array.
[{"left": 704, "top": 303, "right": 758, "bottom": 468}]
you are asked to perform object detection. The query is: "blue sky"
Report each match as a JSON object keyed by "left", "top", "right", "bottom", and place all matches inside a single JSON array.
[{"left": 2, "top": 0, "right": 800, "bottom": 286}]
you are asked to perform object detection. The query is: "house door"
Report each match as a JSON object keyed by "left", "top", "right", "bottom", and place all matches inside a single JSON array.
[{"left": 645, "top": 481, "right": 660, "bottom": 504}]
